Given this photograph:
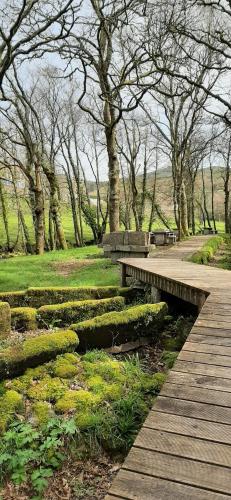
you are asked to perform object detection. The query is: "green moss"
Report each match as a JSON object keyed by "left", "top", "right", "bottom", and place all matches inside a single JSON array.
[
  {"left": 0, "top": 390, "right": 23, "bottom": 432},
  {"left": 190, "top": 235, "right": 224, "bottom": 265},
  {"left": 83, "top": 359, "right": 125, "bottom": 384},
  {"left": 11, "top": 307, "right": 37, "bottom": 331},
  {"left": 0, "top": 329, "right": 79, "bottom": 379},
  {"left": 52, "top": 355, "right": 79, "bottom": 378},
  {"left": 75, "top": 410, "right": 104, "bottom": 430},
  {"left": 87, "top": 376, "right": 122, "bottom": 400},
  {"left": 0, "top": 291, "right": 26, "bottom": 307},
  {"left": 27, "top": 286, "right": 122, "bottom": 308},
  {"left": 0, "top": 302, "right": 11, "bottom": 339},
  {"left": 37, "top": 296, "right": 125, "bottom": 328},
  {"left": 55, "top": 389, "right": 101, "bottom": 413},
  {"left": 71, "top": 302, "right": 168, "bottom": 350},
  {"left": 27, "top": 376, "right": 68, "bottom": 401},
  {"left": 32, "top": 401, "right": 52, "bottom": 426}
]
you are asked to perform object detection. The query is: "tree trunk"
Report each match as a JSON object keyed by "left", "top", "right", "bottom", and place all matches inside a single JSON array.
[
  {"left": 0, "top": 179, "right": 10, "bottom": 251},
  {"left": 34, "top": 163, "right": 45, "bottom": 255},
  {"left": 46, "top": 171, "right": 67, "bottom": 250},
  {"left": 106, "top": 125, "right": 120, "bottom": 232}
]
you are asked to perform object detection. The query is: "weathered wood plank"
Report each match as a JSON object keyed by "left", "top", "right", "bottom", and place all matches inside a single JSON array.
[
  {"left": 135, "top": 427, "right": 231, "bottom": 466},
  {"left": 174, "top": 360, "right": 231, "bottom": 379},
  {"left": 154, "top": 395, "right": 231, "bottom": 424},
  {"left": 108, "top": 470, "right": 231, "bottom": 500},
  {"left": 183, "top": 341, "right": 231, "bottom": 356},
  {"left": 144, "top": 411, "right": 231, "bottom": 444},
  {"left": 161, "top": 382, "right": 231, "bottom": 406},
  {"left": 123, "top": 448, "right": 231, "bottom": 495},
  {"left": 187, "top": 333, "right": 231, "bottom": 346},
  {"left": 194, "top": 319, "right": 231, "bottom": 330},
  {"left": 168, "top": 370, "right": 231, "bottom": 392},
  {"left": 179, "top": 350, "right": 231, "bottom": 367}
]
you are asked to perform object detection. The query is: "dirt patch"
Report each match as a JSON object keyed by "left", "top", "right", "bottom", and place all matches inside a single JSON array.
[
  {"left": 53, "top": 259, "right": 99, "bottom": 277},
  {"left": 2, "top": 453, "right": 121, "bottom": 500}
]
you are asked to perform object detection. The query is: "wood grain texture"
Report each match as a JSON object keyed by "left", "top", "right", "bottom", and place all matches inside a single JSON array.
[{"left": 107, "top": 236, "right": 231, "bottom": 498}]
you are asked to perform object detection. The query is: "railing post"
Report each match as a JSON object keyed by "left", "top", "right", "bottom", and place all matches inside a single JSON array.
[{"left": 121, "top": 263, "right": 127, "bottom": 287}]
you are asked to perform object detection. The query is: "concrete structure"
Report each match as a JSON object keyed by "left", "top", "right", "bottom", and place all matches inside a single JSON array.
[{"left": 101, "top": 231, "right": 155, "bottom": 262}]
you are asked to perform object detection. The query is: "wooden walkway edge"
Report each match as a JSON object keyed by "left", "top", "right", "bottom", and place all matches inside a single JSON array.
[{"left": 106, "top": 236, "right": 231, "bottom": 499}]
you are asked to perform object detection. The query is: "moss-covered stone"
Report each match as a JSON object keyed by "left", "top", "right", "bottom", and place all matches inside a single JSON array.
[
  {"left": 0, "top": 390, "right": 23, "bottom": 432},
  {"left": 37, "top": 296, "right": 125, "bottom": 328},
  {"left": 0, "top": 302, "right": 11, "bottom": 339},
  {"left": 190, "top": 235, "right": 224, "bottom": 265},
  {"left": 0, "top": 329, "right": 79, "bottom": 379},
  {"left": 11, "top": 307, "right": 37, "bottom": 331},
  {"left": 32, "top": 401, "right": 53, "bottom": 426},
  {"left": 55, "top": 389, "right": 101, "bottom": 413},
  {"left": 52, "top": 353, "right": 79, "bottom": 378},
  {"left": 71, "top": 302, "right": 168, "bottom": 350},
  {"left": 27, "top": 376, "right": 68, "bottom": 401},
  {"left": 0, "top": 291, "right": 26, "bottom": 307},
  {"left": 26, "top": 286, "right": 125, "bottom": 308}
]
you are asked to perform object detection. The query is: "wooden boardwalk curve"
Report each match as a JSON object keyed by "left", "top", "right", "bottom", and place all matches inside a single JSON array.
[{"left": 106, "top": 236, "right": 231, "bottom": 500}]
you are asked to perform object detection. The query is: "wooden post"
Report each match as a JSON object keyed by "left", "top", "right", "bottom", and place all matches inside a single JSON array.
[{"left": 121, "top": 263, "right": 127, "bottom": 287}]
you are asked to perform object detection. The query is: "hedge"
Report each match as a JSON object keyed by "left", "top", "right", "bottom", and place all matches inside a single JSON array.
[
  {"left": 0, "top": 302, "right": 11, "bottom": 339},
  {"left": 37, "top": 296, "right": 125, "bottom": 328},
  {"left": 26, "top": 286, "right": 125, "bottom": 308},
  {"left": 0, "top": 291, "right": 26, "bottom": 308},
  {"left": 71, "top": 302, "right": 168, "bottom": 350},
  {"left": 0, "top": 329, "right": 78, "bottom": 379},
  {"left": 11, "top": 307, "right": 37, "bottom": 332},
  {"left": 190, "top": 235, "right": 224, "bottom": 265}
]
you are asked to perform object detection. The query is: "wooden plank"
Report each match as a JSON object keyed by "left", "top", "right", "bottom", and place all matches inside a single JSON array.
[
  {"left": 188, "top": 333, "right": 231, "bottom": 346},
  {"left": 197, "top": 315, "right": 231, "bottom": 324},
  {"left": 154, "top": 395, "right": 231, "bottom": 424},
  {"left": 194, "top": 319, "right": 231, "bottom": 330},
  {"left": 191, "top": 325, "right": 231, "bottom": 337},
  {"left": 174, "top": 360, "right": 231, "bottom": 379},
  {"left": 123, "top": 448, "right": 231, "bottom": 495},
  {"left": 183, "top": 341, "right": 231, "bottom": 356},
  {"left": 108, "top": 469, "right": 231, "bottom": 500},
  {"left": 179, "top": 350, "right": 231, "bottom": 367},
  {"left": 161, "top": 382, "right": 231, "bottom": 407},
  {"left": 168, "top": 370, "right": 231, "bottom": 392},
  {"left": 144, "top": 411, "right": 231, "bottom": 444},
  {"left": 135, "top": 427, "right": 231, "bottom": 467}
]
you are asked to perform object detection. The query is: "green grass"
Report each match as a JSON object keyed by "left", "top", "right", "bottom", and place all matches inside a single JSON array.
[{"left": 0, "top": 246, "right": 120, "bottom": 292}]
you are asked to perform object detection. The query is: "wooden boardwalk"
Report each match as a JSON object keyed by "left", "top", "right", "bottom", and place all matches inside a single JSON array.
[{"left": 106, "top": 237, "right": 231, "bottom": 499}]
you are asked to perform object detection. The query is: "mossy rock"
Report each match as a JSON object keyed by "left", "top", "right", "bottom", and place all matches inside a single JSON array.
[
  {"left": 0, "top": 390, "right": 23, "bottom": 432},
  {"left": 37, "top": 296, "right": 125, "bottom": 328},
  {"left": 32, "top": 401, "right": 53, "bottom": 426},
  {"left": 11, "top": 307, "right": 37, "bottom": 332},
  {"left": 0, "top": 291, "right": 26, "bottom": 308},
  {"left": 26, "top": 286, "right": 126, "bottom": 308},
  {"left": 71, "top": 302, "right": 168, "bottom": 350},
  {"left": 190, "top": 235, "right": 224, "bottom": 264},
  {"left": 0, "top": 329, "right": 79, "bottom": 379},
  {"left": 0, "top": 302, "right": 11, "bottom": 339}
]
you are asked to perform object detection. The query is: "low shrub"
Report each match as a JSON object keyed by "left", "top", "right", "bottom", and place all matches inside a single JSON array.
[
  {"left": 0, "top": 329, "right": 79, "bottom": 379},
  {"left": 71, "top": 302, "right": 168, "bottom": 350},
  {"left": 190, "top": 235, "right": 224, "bottom": 265},
  {"left": 0, "top": 390, "right": 23, "bottom": 432},
  {"left": 11, "top": 307, "right": 37, "bottom": 332},
  {"left": 0, "top": 291, "right": 26, "bottom": 307},
  {"left": 0, "top": 302, "right": 11, "bottom": 339},
  {"left": 26, "top": 286, "right": 126, "bottom": 308},
  {"left": 37, "top": 296, "right": 125, "bottom": 328}
]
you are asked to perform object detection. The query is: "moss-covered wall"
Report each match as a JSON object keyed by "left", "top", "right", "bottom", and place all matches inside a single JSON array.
[
  {"left": 71, "top": 302, "right": 168, "bottom": 351},
  {"left": 37, "top": 296, "right": 125, "bottom": 328},
  {"left": 0, "top": 302, "right": 11, "bottom": 338},
  {"left": 0, "top": 329, "right": 79, "bottom": 379},
  {"left": 11, "top": 307, "right": 37, "bottom": 332}
]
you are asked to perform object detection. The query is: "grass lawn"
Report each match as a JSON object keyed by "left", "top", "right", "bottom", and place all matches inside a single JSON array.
[{"left": 0, "top": 246, "right": 120, "bottom": 292}]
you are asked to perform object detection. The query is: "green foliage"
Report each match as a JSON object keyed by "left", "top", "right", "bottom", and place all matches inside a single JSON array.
[
  {"left": 0, "top": 390, "right": 23, "bottom": 432},
  {"left": 0, "top": 350, "right": 167, "bottom": 494},
  {"left": 0, "top": 418, "right": 77, "bottom": 496},
  {"left": 37, "top": 296, "right": 125, "bottom": 328},
  {"left": 0, "top": 302, "right": 11, "bottom": 339},
  {"left": 190, "top": 235, "right": 224, "bottom": 265},
  {"left": 0, "top": 329, "right": 79, "bottom": 379},
  {"left": 11, "top": 307, "right": 37, "bottom": 331},
  {"left": 0, "top": 291, "right": 26, "bottom": 307},
  {"left": 164, "top": 315, "right": 194, "bottom": 352},
  {"left": 161, "top": 351, "right": 178, "bottom": 369},
  {"left": 71, "top": 302, "right": 168, "bottom": 350}
]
